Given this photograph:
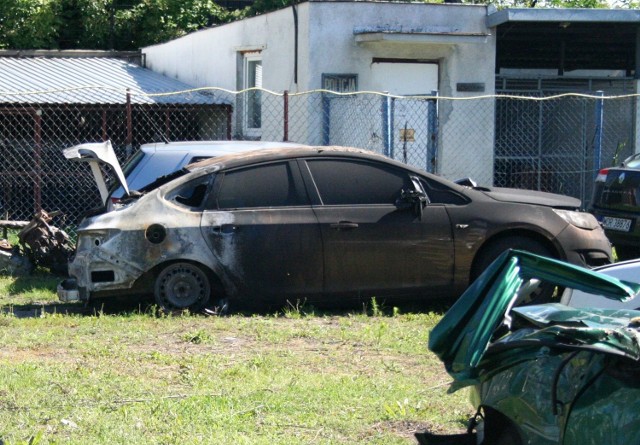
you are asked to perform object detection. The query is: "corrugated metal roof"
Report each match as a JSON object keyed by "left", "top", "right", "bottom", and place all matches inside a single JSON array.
[{"left": 0, "top": 57, "right": 226, "bottom": 105}]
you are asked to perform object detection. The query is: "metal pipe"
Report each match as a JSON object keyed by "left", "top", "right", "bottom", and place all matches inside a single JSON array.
[
  {"left": 594, "top": 90, "right": 605, "bottom": 177},
  {"left": 283, "top": 90, "right": 289, "bottom": 142}
]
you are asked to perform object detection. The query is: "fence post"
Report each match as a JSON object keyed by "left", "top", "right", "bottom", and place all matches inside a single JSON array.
[
  {"left": 594, "top": 90, "right": 604, "bottom": 177},
  {"left": 427, "top": 91, "right": 439, "bottom": 173},
  {"left": 226, "top": 105, "right": 233, "bottom": 140},
  {"left": 283, "top": 90, "right": 289, "bottom": 142},
  {"left": 33, "top": 109, "right": 42, "bottom": 213},
  {"left": 322, "top": 93, "right": 330, "bottom": 145},
  {"left": 382, "top": 93, "right": 393, "bottom": 158}
]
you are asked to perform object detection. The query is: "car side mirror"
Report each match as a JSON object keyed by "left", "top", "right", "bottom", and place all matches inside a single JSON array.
[{"left": 398, "top": 176, "right": 428, "bottom": 219}]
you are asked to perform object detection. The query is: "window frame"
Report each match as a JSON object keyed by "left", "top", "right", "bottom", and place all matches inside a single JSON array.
[{"left": 243, "top": 53, "right": 263, "bottom": 138}]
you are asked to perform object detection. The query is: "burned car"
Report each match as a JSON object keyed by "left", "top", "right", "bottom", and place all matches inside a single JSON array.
[
  {"left": 59, "top": 145, "right": 612, "bottom": 311},
  {"left": 426, "top": 250, "right": 640, "bottom": 445}
]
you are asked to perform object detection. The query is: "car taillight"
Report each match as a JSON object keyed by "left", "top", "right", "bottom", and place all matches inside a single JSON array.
[{"left": 595, "top": 168, "right": 609, "bottom": 183}]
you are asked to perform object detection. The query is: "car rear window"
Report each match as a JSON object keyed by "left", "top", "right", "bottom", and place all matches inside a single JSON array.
[{"left": 217, "top": 162, "right": 308, "bottom": 209}]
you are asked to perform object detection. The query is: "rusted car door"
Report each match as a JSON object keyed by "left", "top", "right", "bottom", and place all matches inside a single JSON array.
[
  {"left": 302, "top": 158, "right": 454, "bottom": 298},
  {"left": 200, "top": 160, "right": 323, "bottom": 303}
]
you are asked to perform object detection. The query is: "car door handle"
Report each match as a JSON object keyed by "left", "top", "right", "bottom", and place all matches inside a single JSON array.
[
  {"left": 330, "top": 221, "right": 359, "bottom": 231},
  {"left": 211, "top": 225, "right": 237, "bottom": 235}
]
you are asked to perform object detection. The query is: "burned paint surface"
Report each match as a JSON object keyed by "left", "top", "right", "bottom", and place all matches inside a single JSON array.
[{"left": 70, "top": 191, "right": 214, "bottom": 296}]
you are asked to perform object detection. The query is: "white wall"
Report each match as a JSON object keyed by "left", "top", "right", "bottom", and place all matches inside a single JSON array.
[
  {"left": 303, "top": 2, "right": 496, "bottom": 184},
  {"left": 143, "top": 7, "right": 299, "bottom": 92}
]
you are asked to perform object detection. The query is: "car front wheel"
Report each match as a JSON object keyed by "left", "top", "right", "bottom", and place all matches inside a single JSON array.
[
  {"left": 472, "top": 236, "right": 553, "bottom": 281},
  {"left": 154, "top": 262, "right": 211, "bottom": 312}
]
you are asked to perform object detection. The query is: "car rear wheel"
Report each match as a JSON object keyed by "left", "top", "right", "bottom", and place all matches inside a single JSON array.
[
  {"left": 154, "top": 262, "right": 211, "bottom": 312},
  {"left": 472, "top": 236, "right": 553, "bottom": 281}
]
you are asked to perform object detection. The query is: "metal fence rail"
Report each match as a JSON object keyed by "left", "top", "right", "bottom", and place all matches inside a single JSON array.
[{"left": 0, "top": 86, "right": 635, "bottom": 235}]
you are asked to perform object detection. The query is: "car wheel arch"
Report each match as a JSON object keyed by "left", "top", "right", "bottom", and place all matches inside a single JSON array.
[{"left": 470, "top": 230, "right": 560, "bottom": 282}]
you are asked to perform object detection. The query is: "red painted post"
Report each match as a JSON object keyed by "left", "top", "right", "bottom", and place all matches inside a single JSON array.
[{"left": 33, "top": 109, "right": 42, "bottom": 212}]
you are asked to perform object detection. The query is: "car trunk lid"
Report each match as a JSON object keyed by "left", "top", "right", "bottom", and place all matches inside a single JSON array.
[
  {"left": 591, "top": 167, "right": 640, "bottom": 213},
  {"left": 63, "top": 140, "right": 130, "bottom": 205}
]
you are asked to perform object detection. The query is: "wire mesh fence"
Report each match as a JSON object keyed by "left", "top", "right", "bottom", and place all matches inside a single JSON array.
[{"left": 0, "top": 86, "right": 636, "bottom": 235}]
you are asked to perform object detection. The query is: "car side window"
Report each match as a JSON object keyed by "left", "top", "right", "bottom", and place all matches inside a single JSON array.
[
  {"left": 216, "top": 162, "right": 308, "bottom": 209},
  {"left": 307, "top": 159, "right": 411, "bottom": 205},
  {"left": 166, "top": 175, "right": 212, "bottom": 208},
  {"left": 420, "top": 177, "right": 469, "bottom": 205}
]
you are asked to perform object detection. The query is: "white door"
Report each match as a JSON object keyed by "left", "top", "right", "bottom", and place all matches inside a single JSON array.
[{"left": 370, "top": 61, "right": 438, "bottom": 171}]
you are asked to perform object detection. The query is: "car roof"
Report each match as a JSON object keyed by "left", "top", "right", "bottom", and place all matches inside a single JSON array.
[
  {"left": 186, "top": 145, "right": 431, "bottom": 176},
  {"left": 140, "top": 140, "right": 309, "bottom": 155}
]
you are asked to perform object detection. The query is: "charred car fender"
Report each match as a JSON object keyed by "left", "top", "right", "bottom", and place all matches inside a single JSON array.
[{"left": 68, "top": 193, "right": 221, "bottom": 297}]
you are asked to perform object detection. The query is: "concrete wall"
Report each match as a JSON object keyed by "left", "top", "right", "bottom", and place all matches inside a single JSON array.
[{"left": 143, "top": 1, "right": 497, "bottom": 184}]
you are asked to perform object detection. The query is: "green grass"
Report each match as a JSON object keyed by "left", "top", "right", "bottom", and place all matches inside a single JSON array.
[{"left": 0, "top": 276, "right": 472, "bottom": 445}]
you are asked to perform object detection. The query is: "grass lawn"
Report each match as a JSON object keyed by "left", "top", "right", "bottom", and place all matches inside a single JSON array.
[{"left": 0, "top": 272, "right": 472, "bottom": 444}]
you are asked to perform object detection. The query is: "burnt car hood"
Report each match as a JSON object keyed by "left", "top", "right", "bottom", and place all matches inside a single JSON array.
[
  {"left": 63, "top": 140, "right": 130, "bottom": 204},
  {"left": 428, "top": 250, "right": 640, "bottom": 390},
  {"left": 480, "top": 187, "right": 581, "bottom": 209}
]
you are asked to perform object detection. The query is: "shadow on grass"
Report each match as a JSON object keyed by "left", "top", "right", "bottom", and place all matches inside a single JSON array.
[
  {"left": 2, "top": 297, "right": 455, "bottom": 319},
  {"left": 1, "top": 274, "right": 455, "bottom": 320}
]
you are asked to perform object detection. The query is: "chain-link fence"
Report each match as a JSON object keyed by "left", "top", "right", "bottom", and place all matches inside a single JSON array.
[{"left": 0, "top": 86, "right": 636, "bottom": 235}]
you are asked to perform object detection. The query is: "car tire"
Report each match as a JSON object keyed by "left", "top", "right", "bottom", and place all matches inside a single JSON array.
[
  {"left": 472, "top": 236, "right": 553, "bottom": 281},
  {"left": 490, "top": 423, "right": 522, "bottom": 445},
  {"left": 154, "top": 262, "right": 211, "bottom": 312}
]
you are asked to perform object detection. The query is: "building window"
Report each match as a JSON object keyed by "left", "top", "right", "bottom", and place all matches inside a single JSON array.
[{"left": 244, "top": 53, "right": 262, "bottom": 137}]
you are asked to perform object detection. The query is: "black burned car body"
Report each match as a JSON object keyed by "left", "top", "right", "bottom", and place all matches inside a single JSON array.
[{"left": 59, "top": 146, "right": 612, "bottom": 311}]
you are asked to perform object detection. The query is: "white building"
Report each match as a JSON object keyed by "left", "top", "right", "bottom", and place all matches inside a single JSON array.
[
  {"left": 143, "top": 1, "right": 496, "bottom": 183},
  {"left": 143, "top": 3, "right": 640, "bottom": 197}
]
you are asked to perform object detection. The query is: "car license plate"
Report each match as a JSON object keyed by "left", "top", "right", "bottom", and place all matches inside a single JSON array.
[{"left": 602, "top": 216, "right": 632, "bottom": 232}]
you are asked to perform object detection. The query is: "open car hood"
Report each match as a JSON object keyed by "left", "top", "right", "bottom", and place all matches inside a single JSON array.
[
  {"left": 429, "top": 250, "right": 640, "bottom": 390},
  {"left": 63, "top": 141, "right": 129, "bottom": 204}
]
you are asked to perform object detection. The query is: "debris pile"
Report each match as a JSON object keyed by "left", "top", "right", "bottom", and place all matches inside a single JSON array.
[{"left": 0, "top": 210, "right": 74, "bottom": 275}]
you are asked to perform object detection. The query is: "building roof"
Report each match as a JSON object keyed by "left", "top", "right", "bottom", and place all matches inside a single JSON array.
[
  {"left": 488, "top": 8, "right": 640, "bottom": 74},
  {"left": 0, "top": 57, "right": 225, "bottom": 105}
]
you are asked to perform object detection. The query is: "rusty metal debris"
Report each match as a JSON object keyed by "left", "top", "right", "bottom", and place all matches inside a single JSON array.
[{"left": 0, "top": 210, "right": 73, "bottom": 275}]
